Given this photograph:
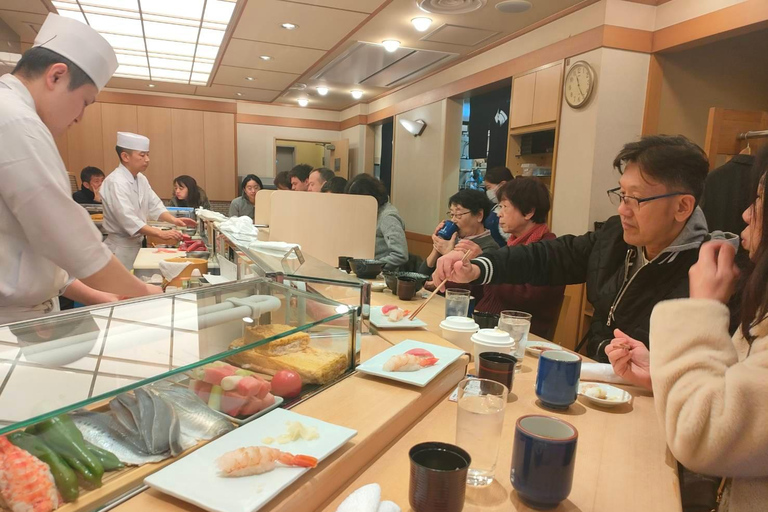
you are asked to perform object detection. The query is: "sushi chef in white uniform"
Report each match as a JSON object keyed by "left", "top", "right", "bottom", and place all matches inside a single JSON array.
[
  {"left": 100, "top": 132, "right": 194, "bottom": 270},
  {"left": 0, "top": 14, "right": 163, "bottom": 324}
]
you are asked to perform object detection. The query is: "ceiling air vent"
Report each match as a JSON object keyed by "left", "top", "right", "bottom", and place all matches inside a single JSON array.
[{"left": 417, "top": 0, "right": 487, "bottom": 15}]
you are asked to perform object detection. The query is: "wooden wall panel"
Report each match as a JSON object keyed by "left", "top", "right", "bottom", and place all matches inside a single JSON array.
[
  {"left": 509, "top": 72, "right": 536, "bottom": 129},
  {"left": 203, "top": 112, "right": 237, "bottom": 201},
  {"left": 66, "top": 102, "right": 104, "bottom": 177},
  {"left": 532, "top": 63, "right": 562, "bottom": 125},
  {"left": 101, "top": 103, "right": 138, "bottom": 174},
  {"left": 171, "top": 109, "right": 206, "bottom": 190},
  {"left": 137, "top": 106, "right": 175, "bottom": 199},
  {"left": 54, "top": 131, "right": 69, "bottom": 171}
]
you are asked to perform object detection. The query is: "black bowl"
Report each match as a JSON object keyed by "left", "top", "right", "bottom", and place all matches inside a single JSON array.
[
  {"left": 349, "top": 259, "right": 385, "bottom": 279},
  {"left": 383, "top": 271, "right": 430, "bottom": 294}
]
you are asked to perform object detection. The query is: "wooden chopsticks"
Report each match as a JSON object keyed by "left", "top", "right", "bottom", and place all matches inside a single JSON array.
[{"left": 409, "top": 250, "right": 472, "bottom": 321}]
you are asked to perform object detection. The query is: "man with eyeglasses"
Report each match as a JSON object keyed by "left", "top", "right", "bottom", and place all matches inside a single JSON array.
[{"left": 433, "top": 135, "right": 738, "bottom": 361}]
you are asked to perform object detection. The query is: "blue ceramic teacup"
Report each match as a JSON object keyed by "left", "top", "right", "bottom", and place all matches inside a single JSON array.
[
  {"left": 535, "top": 350, "right": 581, "bottom": 409},
  {"left": 437, "top": 220, "right": 459, "bottom": 240},
  {"left": 511, "top": 415, "right": 578, "bottom": 509}
]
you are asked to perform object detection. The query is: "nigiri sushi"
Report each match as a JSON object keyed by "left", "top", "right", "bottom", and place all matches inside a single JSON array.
[
  {"left": 216, "top": 446, "right": 317, "bottom": 477},
  {"left": 0, "top": 436, "right": 61, "bottom": 512},
  {"left": 383, "top": 349, "right": 438, "bottom": 372}
]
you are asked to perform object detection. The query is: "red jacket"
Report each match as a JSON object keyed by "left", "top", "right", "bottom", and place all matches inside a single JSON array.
[{"left": 472, "top": 226, "right": 565, "bottom": 339}]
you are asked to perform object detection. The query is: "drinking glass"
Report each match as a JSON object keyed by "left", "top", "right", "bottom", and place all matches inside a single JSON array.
[
  {"left": 455, "top": 377, "right": 507, "bottom": 487},
  {"left": 498, "top": 310, "right": 531, "bottom": 372},
  {"left": 445, "top": 289, "right": 471, "bottom": 318}
]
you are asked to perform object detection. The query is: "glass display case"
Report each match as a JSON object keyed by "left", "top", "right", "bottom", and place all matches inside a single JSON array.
[{"left": 0, "top": 279, "right": 355, "bottom": 510}]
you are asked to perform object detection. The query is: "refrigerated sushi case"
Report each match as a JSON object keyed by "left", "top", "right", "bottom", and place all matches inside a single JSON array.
[{"left": 0, "top": 278, "right": 357, "bottom": 511}]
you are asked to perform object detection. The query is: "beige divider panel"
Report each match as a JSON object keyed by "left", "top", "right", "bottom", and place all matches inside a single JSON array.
[
  {"left": 269, "top": 191, "right": 377, "bottom": 266},
  {"left": 253, "top": 189, "right": 275, "bottom": 225}
]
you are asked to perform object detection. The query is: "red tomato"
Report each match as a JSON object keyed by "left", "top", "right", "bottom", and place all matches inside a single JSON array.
[{"left": 270, "top": 370, "right": 302, "bottom": 398}]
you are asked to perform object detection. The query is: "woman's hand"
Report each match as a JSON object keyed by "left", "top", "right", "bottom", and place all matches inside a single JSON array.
[
  {"left": 455, "top": 239, "right": 482, "bottom": 259},
  {"left": 605, "top": 329, "right": 652, "bottom": 390},
  {"left": 689, "top": 241, "right": 740, "bottom": 303},
  {"left": 175, "top": 217, "right": 197, "bottom": 228},
  {"left": 432, "top": 232, "right": 457, "bottom": 255}
]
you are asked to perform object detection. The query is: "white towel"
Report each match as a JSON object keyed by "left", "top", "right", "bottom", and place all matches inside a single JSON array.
[
  {"left": 195, "top": 208, "right": 227, "bottom": 222},
  {"left": 247, "top": 240, "right": 301, "bottom": 259},
  {"left": 335, "top": 483, "right": 400, "bottom": 512},
  {"left": 158, "top": 260, "right": 190, "bottom": 282},
  {"left": 580, "top": 362, "right": 630, "bottom": 384}
]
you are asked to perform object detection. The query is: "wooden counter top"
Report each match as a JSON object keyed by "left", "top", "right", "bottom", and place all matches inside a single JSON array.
[{"left": 318, "top": 354, "right": 681, "bottom": 512}]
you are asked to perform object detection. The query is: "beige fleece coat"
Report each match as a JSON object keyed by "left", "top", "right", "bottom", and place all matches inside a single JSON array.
[{"left": 650, "top": 298, "right": 768, "bottom": 512}]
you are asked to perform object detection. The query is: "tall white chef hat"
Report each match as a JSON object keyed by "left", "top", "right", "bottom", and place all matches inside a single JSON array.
[
  {"left": 117, "top": 132, "right": 150, "bottom": 152},
  {"left": 32, "top": 13, "right": 118, "bottom": 91}
]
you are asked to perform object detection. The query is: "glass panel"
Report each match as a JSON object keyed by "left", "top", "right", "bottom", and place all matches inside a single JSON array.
[
  {"left": 84, "top": 13, "right": 143, "bottom": 36},
  {"left": 198, "top": 28, "right": 224, "bottom": 46},
  {"left": 140, "top": 0, "right": 204, "bottom": 19},
  {"left": 149, "top": 56, "right": 193, "bottom": 71},
  {"left": 146, "top": 38, "right": 196, "bottom": 57},
  {"left": 194, "top": 44, "right": 219, "bottom": 59},
  {"left": 191, "top": 72, "right": 210, "bottom": 83},
  {"left": 152, "top": 68, "right": 192, "bottom": 81},
  {"left": 143, "top": 21, "right": 201, "bottom": 43},
  {"left": 80, "top": 0, "right": 139, "bottom": 10},
  {"left": 0, "top": 278, "right": 354, "bottom": 436},
  {"left": 203, "top": 0, "right": 236, "bottom": 24},
  {"left": 54, "top": 9, "right": 88, "bottom": 24},
  {"left": 116, "top": 53, "right": 148, "bottom": 67},
  {"left": 114, "top": 64, "right": 150, "bottom": 78},
  {"left": 192, "top": 61, "right": 213, "bottom": 73},
  {"left": 102, "top": 33, "right": 146, "bottom": 51}
]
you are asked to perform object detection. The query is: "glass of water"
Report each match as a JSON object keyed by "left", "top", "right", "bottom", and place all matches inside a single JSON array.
[
  {"left": 445, "top": 288, "right": 471, "bottom": 318},
  {"left": 456, "top": 377, "right": 507, "bottom": 487},
  {"left": 498, "top": 310, "right": 532, "bottom": 372}
]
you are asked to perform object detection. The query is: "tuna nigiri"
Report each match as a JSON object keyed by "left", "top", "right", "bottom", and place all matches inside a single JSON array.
[{"left": 383, "top": 348, "right": 438, "bottom": 372}]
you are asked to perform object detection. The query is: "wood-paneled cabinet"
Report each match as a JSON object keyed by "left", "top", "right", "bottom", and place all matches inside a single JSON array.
[
  {"left": 137, "top": 106, "right": 174, "bottom": 199},
  {"left": 203, "top": 112, "right": 236, "bottom": 201},
  {"left": 171, "top": 109, "right": 206, "bottom": 188},
  {"left": 101, "top": 104, "right": 138, "bottom": 173},
  {"left": 67, "top": 102, "right": 104, "bottom": 175},
  {"left": 510, "top": 62, "right": 563, "bottom": 129}
]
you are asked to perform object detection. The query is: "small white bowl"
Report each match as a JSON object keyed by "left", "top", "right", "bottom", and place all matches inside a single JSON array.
[
  {"left": 525, "top": 341, "right": 561, "bottom": 358},
  {"left": 439, "top": 316, "right": 479, "bottom": 353},
  {"left": 578, "top": 382, "right": 632, "bottom": 408}
]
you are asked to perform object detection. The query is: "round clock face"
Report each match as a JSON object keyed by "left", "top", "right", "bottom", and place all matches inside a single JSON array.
[{"left": 565, "top": 62, "right": 595, "bottom": 108}]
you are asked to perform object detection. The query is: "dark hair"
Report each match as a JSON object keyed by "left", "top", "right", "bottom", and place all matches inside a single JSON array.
[
  {"left": 741, "top": 146, "right": 768, "bottom": 340},
  {"left": 448, "top": 189, "right": 492, "bottom": 223},
  {"left": 289, "top": 164, "right": 312, "bottom": 182},
  {"left": 173, "top": 175, "right": 203, "bottom": 208},
  {"left": 322, "top": 176, "right": 347, "bottom": 194},
  {"left": 345, "top": 174, "right": 388, "bottom": 207},
  {"left": 613, "top": 135, "right": 709, "bottom": 204},
  {"left": 274, "top": 171, "right": 291, "bottom": 190},
  {"left": 312, "top": 167, "right": 335, "bottom": 184},
  {"left": 499, "top": 176, "right": 551, "bottom": 224},
  {"left": 241, "top": 174, "right": 263, "bottom": 195},
  {"left": 80, "top": 166, "right": 104, "bottom": 184},
  {"left": 13, "top": 47, "right": 95, "bottom": 90},
  {"left": 485, "top": 166, "right": 514, "bottom": 186}
]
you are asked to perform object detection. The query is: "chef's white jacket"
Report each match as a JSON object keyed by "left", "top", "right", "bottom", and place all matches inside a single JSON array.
[
  {"left": 100, "top": 163, "right": 166, "bottom": 244},
  {"left": 0, "top": 74, "right": 112, "bottom": 322}
]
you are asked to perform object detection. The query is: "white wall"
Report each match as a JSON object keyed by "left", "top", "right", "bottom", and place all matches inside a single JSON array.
[
  {"left": 552, "top": 48, "right": 649, "bottom": 236},
  {"left": 340, "top": 124, "right": 373, "bottom": 177}
]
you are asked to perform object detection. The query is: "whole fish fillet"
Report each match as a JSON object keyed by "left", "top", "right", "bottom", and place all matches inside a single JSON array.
[
  {"left": 149, "top": 384, "right": 234, "bottom": 441},
  {"left": 71, "top": 411, "right": 169, "bottom": 466}
]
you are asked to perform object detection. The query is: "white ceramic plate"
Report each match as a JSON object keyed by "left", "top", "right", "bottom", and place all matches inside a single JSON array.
[
  {"left": 525, "top": 341, "right": 561, "bottom": 357},
  {"left": 356, "top": 339, "right": 465, "bottom": 388},
  {"left": 369, "top": 306, "right": 427, "bottom": 329},
  {"left": 145, "top": 408, "right": 357, "bottom": 512},
  {"left": 578, "top": 382, "right": 632, "bottom": 408},
  {"left": 216, "top": 396, "right": 284, "bottom": 426}
]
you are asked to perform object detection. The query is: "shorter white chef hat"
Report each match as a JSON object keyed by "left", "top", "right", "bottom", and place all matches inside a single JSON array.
[
  {"left": 117, "top": 132, "right": 150, "bottom": 152},
  {"left": 32, "top": 13, "right": 118, "bottom": 91}
]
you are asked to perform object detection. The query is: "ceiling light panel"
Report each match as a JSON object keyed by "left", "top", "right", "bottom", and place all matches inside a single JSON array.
[{"left": 51, "top": 0, "right": 236, "bottom": 86}]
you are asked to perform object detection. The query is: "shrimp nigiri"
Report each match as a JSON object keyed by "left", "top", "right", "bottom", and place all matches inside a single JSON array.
[
  {"left": 0, "top": 436, "right": 61, "bottom": 512},
  {"left": 216, "top": 446, "right": 317, "bottom": 477},
  {"left": 383, "top": 348, "right": 439, "bottom": 372}
]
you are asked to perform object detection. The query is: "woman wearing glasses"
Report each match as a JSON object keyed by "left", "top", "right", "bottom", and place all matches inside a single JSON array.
[
  {"left": 229, "top": 174, "right": 263, "bottom": 218},
  {"left": 420, "top": 188, "right": 500, "bottom": 282}
]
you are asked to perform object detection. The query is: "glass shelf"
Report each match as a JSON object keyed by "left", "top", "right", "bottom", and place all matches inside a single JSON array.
[{"left": 0, "top": 278, "right": 356, "bottom": 435}]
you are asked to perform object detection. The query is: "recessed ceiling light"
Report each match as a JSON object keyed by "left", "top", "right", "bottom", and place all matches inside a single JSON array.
[
  {"left": 298, "top": 98, "right": 309, "bottom": 107},
  {"left": 351, "top": 90, "right": 363, "bottom": 100},
  {"left": 281, "top": 22, "right": 298, "bottom": 30},
  {"left": 245, "top": 76, "right": 255, "bottom": 81},
  {"left": 316, "top": 86, "right": 329, "bottom": 96},
  {"left": 411, "top": 17, "right": 432, "bottom": 32},
  {"left": 495, "top": 0, "right": 532, "bottom": 13},
  {"left": 259, "top": 55, "right": 272, "bottom": 61},
  {"left": 147, "top": 84, "right": 156, "bottom": 88},
  {"left": 382, "top": 40, "right": 400, "bottom": 52},
  {"left": 291, "top": 83, "right": 307, "bottom": 90},
  {"left": 236, "top": 92, "right": 243, "bottom": 97}
]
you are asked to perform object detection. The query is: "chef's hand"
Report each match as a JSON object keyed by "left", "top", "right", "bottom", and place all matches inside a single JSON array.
[
  {"left": 432, "top": 252, "right": 479, "bottom": 291},
  {"left": 455, "top": 239, "right": 483, "bottom": 259},
  {"left": 145, "top": 284, "right": 163, "bottom": 295},
  {"left": 689, "top": 241, "right": 740, "bottom": 304},
  {"left": 432, "top": 232, "right": 457, "bottom": 255},
  {"left": 175, "top": 217, "right": 197, "bottom": 228},
  {"left": 605, "top": 329, "right": 652, "bottom": 390},
  {"left": 157, "top": 229, "right": 184, "bottom": 241}
]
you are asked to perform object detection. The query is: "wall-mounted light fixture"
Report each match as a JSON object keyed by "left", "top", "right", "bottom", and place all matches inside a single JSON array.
[{"left": 399, "top": 118, "right": 427, "bottom": 136}]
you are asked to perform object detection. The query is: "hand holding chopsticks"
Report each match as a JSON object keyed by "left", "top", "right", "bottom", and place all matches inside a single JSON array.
[{"left": 409, "top": 250, "right": 472, "bottom": 321}]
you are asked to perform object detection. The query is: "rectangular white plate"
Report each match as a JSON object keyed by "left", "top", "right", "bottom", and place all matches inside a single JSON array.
[
  {"left": 145, "top": 408, "right": 357, "bottom": 512},
  {"left": 369, "top": 306, "right": 427, "bottom": 329},
  {"left": 356, "top": 339, "right": 465, "bottom": 388}
]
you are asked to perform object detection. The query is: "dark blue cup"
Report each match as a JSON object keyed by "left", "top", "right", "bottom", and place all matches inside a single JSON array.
[
  {"left": 535, "top": 350, "right": 581, "bottom": 409},
  {"left": 437, "top": 220, "right": 459, "bottom": 240},
  {"left": 511, "top": 415, "right": 578, "bottom": 509}
]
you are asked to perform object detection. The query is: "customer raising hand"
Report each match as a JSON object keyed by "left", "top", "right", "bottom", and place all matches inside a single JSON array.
[{"left": 605, "top": 329, "right": 651, "bottom": 390}]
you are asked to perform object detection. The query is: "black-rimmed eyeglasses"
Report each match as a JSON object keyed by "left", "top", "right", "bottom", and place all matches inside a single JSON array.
[{"left": 607, "top": 187, "right": 691, "bottom": 209}]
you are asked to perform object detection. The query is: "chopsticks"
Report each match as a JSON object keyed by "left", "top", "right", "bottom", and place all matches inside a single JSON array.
[{"left": 409, "top": 250, "right": 472, "bottom": 321}]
